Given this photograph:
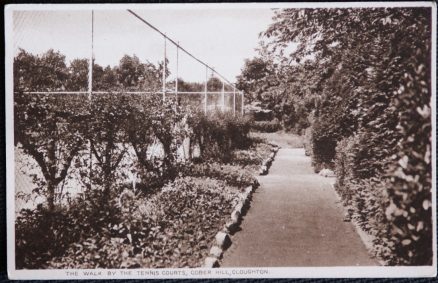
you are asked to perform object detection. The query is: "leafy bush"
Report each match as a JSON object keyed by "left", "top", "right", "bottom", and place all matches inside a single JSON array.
[
  {"left": 310, "top": 120, "right": 338, "bottom": 171},
  {"left": 187, "top": 110, "right": 252, "bottom": 162},
  {"left": 47, "top": 177, "right": 240, "bottom": 268},
  {"left": 251, "top": 119, "right": 282, "bottom": 133},
  {"left": 261, "top": 7, "right": 432, "bottom": 265},
  {"left": 126, "top": 95, "right": 188, "bottom": 190},
  {"left": 385, "top": 33, "right": 432, "bottom": 265},
  {"left": 230, "top": 138, "right": 273, "bottom": 173},
  {"left": 14, "top": 91, "right": 88, "bottom": 211},
  {"left": 16, "top": 187, "right": 123, "bottom": 269},
  {"left": 86, "top": 93, "right": 133, "bottom": 202}
]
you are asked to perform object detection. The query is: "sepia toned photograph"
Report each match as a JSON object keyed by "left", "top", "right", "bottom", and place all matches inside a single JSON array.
[{"left": 5, "top": 2, "right": 436, "bottom": 279}]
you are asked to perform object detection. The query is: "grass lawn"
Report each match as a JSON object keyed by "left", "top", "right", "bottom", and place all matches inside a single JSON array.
[{"left": 251, "top": 131, "right": 304, "bottom": 148}]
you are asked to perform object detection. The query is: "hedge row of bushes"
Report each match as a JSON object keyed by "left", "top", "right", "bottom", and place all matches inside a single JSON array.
[
  {"left": 251, "top": 119, "right": 282, "bottom": 133},
  {"left": 188, "top": 110, "right": 252, "bottom": 162},
  {"left": 15, "top": 92, "right": 256, "bottom": 268},
  {"left": 304, "top": 9, "right": 432, "bottom": 265},
  {"left": 15, "top": 92, "right": 252, "bottom": 210},
  {"left": 17, "top": 176, "right": 241, "bottom": 269}
]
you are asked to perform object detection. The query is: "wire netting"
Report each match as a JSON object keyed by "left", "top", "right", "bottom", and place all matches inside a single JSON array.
[{"left": 13, "top": 9, "right": 245, "bottom": 212}]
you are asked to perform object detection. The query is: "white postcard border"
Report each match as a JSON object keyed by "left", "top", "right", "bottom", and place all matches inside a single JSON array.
[{"left": 5, "top": 1, "right": 437, "bottom": 279}]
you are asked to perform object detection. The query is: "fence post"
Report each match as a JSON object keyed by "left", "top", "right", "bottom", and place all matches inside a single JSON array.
[
  {"left": 162, "top": 36, "right": 167, "bottom": 101},
  {"left": 175, "top": 42, "right": 179, "bottom": 103},
  {"left": 221, "top": 81, "right": 225, "bottom": 112},
  {"left": 241, "top": 91, "right": 244, "bottom": 115},
  {"left": 88, "top": 10, "right": 94, "bottom": 99},
  {"left": 204, "top": 66, "right": 208, "bottom": 114},
  {"left": 233, "top": 85, "right": 236, "bottom": 116},
  {"left": 87, "top": 9, "right": 94, "bottom": 191}
]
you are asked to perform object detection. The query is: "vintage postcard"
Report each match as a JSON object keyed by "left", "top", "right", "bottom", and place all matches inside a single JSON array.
[{"left": 5, "top": 2, "right": 437, "bottom": 279}]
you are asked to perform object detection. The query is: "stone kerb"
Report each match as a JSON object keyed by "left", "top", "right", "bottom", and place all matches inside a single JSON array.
[{"left": 203, "top": 144, "right": 279, "bottom": 268}]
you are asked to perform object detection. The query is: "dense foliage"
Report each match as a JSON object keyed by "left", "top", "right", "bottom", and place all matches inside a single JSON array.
[
  {"left": 187, "top": 110, "right": 252, "bottom": 162},
  {"left": 246, "top": 7, "right": 432, "bottom": 265},
  {"left": 47, "top": 176, "right": 243, "bottom": 268},
  {"left": 14, "top": 49, "right": 261, "bottom": 268}
]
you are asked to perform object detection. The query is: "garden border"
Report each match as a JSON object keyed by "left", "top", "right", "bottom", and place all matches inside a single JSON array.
[{"left": 202, "top": 144, "right": 280, "bottom": 267}]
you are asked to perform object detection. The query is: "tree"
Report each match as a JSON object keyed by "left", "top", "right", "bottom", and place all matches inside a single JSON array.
[
  {"left": 125, "top": 96, "right": 161, "bottom": 189},
  {"left": 93, "top": 64, "right": 118, "bottom": 91},
  {"left": 14, "top": 49, "right": 37, "bottom": 92},
  {"left": 175, "top": 79, "right": 203, "bottom": 92},
  {"left": 14, "top": 49, "right": 69, "bottom": 92},
  {"left": 206, "top": 77, "right": 222, "bottom": 91},
  {"left": 236, "top": 57, "right": 271, "bottom": 100},
  {"left": 67, "top": 58, "right": 88, "bottom": 91},
  {"left": 14, "top": 50, "right": 86, "bottom": 211},
  {"left": 86, "top": 93, "right": 131, "bottom": 203},
  {"left": 115, "top": 55, "right": 145, "bottom": 90},
  {"left": 14, "top": 91, "right": 86, "bottom": 211},
  {"left": 261, "top": 7, "right": 432, "bottom": 264}
]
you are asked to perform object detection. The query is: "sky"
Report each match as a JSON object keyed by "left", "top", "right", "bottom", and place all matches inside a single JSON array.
[{"left": 13, "top": 7, "right": 275, "bottom": 84}]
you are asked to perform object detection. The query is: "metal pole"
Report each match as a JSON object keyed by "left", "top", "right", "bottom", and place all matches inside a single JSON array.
[
  {"left": 175, "top": 42, "right": 179, "bottom": 102},
  {"left": 127, "top": 10, "right": 235, "bottom": 88},
  {"left": 88, "top": 10, "right": 94, "bottom": 191},
  {"left": 221, "top": 81, "right": 225, "bottom": 112},
  {"left": 204, "top": 66, "right": 208, "bottom": 114},
  {"left": 162, "top": 36, "right": 167, "bottom": 101},
  {"left": 233, "top": 85, "right": 236, "bottom": 116},
  {"left": 88, "top": 10, "right": 94, "bottom": 98}
]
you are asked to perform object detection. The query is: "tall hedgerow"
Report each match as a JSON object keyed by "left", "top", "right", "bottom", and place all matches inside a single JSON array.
[{"left": 258, "top": 7, "right": 432, "bottom": 264}]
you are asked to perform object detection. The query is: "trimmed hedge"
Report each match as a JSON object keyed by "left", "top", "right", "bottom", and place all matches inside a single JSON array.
[{"left": 302, "top": 8, "right": 433, "bottom": 265}]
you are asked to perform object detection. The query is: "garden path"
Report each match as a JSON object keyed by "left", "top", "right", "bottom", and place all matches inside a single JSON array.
[{"left": 221, "top": 147, "right": 377, "bottom": 267}]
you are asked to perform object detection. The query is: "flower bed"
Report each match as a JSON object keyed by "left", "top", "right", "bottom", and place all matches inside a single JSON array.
[
  {"left": 47, "top": 177, "right": 242, "bottom": 268},
  {"left": 16, "top": 134, "right": 274, "bottom": 269},
  {"left": 230, "top": 140, "right": 273, "bottom": 173}
]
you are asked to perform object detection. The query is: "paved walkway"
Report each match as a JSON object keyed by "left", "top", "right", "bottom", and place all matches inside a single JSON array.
[{"left": 221, "top": 148, "right": 377, "bottom": 267}]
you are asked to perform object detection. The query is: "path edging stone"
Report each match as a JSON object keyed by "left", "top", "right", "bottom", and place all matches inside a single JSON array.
[
  {"left": 259, "top": 145, "right": 280, "bottom": 175},
  {"left": 202, "top": 143, "right": 279, "bottom": 268}
]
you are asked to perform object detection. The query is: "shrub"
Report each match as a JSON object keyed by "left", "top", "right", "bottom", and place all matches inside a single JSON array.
[
  {"left": 47, "top": 177, "right": 240, "bottom": 268},
  {"left": 385, "top": 37, "right": 432, "bottom": 265},
  {"left": 86, "top": 93, "right": 132, "bottom": 202},
  {"left": 127, "top": 95, "right": 188, "bottom": 190},
  {"left": 310, "top": 121, "right": 338, "bottom": 171},
  {"left": 16, "top": 186, "right": 123, "bottom": 269},
  {"left": 187, "top": 110, "right": 252, "bottom": 161},
  {"left": 251, "top": 119, "right": 281, "bottom": 133},
  {"left": 14, "top": 91, "right": 88, "bottom": 211}
]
